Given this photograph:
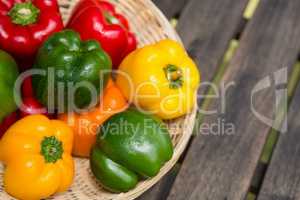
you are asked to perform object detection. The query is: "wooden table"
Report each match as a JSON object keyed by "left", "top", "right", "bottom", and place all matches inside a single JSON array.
[{"left": 138, "top": 0, "right": 300, "bottom": 199}]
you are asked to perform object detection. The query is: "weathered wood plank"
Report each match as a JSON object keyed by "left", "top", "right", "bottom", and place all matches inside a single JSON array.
[
  {"left": 177, "top": 0, "right": 249, "bottom": 96},
  {"left": 167, "top": 0, "right": 300, "bottom": 199},
  {"left": 257, "top": 72, "right": 300, "bottom": 200},
  {"left": 139, "top": 0, "right": 249, "bottom": 199},
  {"left": 138, "top": 165, "right": 179, "bottom": 200},
  {"left": 152, "top": 0, "right": 190, "bottom": 19}
]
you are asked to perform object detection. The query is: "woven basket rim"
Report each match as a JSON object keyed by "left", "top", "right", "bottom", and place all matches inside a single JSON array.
[{"left": 0, "top": 0, "right": 197, "bottom": 199}]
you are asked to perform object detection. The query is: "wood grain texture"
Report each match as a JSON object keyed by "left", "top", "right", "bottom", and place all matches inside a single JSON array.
[
  {"left": 177, "top": 0, "right": 249, "bottom": 96},
  {"left": 167, "top": 0, "right": 300, "bottom": 199},
  {"left": 152, "top": 0, "right": 190, "bottom": 19},
  {"left": 139, "top": 0, "right": 248, "bottom": 199},
  {"left": 257, "top": 75, "right": 300, "bottom": 200},
  {"left": 138, "top": 165, "right": 179, "bottom": 200}
]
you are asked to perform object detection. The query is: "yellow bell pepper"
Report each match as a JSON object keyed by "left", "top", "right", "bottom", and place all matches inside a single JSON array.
[
  {"left": 0, "top": 115, "right": 74, "bottom": 200},
  {"left": 116, "top": 39, "right": 200, "bottom": 119}
]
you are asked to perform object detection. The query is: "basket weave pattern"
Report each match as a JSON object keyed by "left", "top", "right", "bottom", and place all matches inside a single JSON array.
[{"left": 0, "top": 0, "right": 197, "bottom": 199}]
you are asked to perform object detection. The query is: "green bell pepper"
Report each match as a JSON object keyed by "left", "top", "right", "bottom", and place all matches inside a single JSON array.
[
  {"left": 0, "top": 50, "right": 19, "bottom": 122},
  {"left": 32, "top": 30, "right": 112, "bottom": 111},
  {"left": 90, "top": 109, "right": 174, "bottom": 192}
]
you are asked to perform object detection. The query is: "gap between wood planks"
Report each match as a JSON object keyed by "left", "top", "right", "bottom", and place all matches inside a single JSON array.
[
  {"left": 156, "top": 0, "right": 300, "bottom": 199},
  {"left": 169, "top": 1, "right": 299, "bottom": 197},
  {"left": 140, "top": 0, "right": 258, "bottom": 199},
  {"left": 179, "top": 0, "right": 259, "bottom": 163},
  {"left": 170, "top": 2, "right": 300, "bottom": 199},
  {"left": 247, "top": 62, "right": 300, "bottom": 200}
]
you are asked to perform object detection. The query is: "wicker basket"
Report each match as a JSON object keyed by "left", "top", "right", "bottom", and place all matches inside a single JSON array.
[{"left": 0, "top": 0, "right": 197, "bottom": 199}]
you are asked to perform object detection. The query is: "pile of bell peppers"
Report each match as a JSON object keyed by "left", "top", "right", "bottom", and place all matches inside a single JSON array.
[{"left": 0, "top": 0, "right": 200, "bottom": 199}]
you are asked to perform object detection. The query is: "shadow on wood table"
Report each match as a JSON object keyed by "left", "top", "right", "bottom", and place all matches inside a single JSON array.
[{"left": 139, "top": 0, "right": 300, "bottom": 199}]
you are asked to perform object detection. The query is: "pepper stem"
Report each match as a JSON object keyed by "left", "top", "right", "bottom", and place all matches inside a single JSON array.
[
  {"left": 164, "top": 64, "right": 183, "bottom": 89},
  {"left": 41, "top": 136, "right": 63, "bottom": 163},
  {"left": 104, "top": 11, "right": 120, "bottom": 25},
  {"left": 8, "top": 2, "right": 40, "bottom": 26}
]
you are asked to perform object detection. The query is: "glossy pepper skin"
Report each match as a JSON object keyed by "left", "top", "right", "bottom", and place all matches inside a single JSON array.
[
  {"left": 0, "top": 50, "right": 19, "bottom": 124},
  {"left": 90, "top": 109, "right": 173, "bottom": 192},
  {"left": 22, "top": 76, "right": 34, "bottom": 98},
  {"left": 0, "top": 112, "right": 18, "bottom": 138},
  {"left": 116, "top": 39, "right": 200, "bottom": 119},
  {"left": 0, "top": 115, "right": 74, "bottom": 200},
  {"left": 0, "top": 0, "right": 63, "bottom": 70},
  {"left": 20, "top": 96, "right": 49, "bottom": 118},
  {"left": 59, "top": 79, "right": 128, "bottom": 157},
  {"left": 67, "top": 0, "right": 137, "bottom": 68},
  {"left": 20, "top": 76, "right": 49, "bottom": 118},
  {"left": 32, "top": 30, "right": 112, "bottom": 112}
]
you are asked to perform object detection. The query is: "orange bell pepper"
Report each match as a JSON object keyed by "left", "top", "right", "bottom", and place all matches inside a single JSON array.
[{"left": 59, "top": 80, "right": 128, "bottom": 157}]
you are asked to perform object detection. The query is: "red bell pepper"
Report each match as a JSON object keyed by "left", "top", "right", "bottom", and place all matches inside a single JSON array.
[
  {"left": 0, "top": 112, "right": 18, "bottom": 138},
  {"left": 19, "top": 97, "right": 48, "bottom": 118},
  {"left": 20, "top": 76, "right": 49, "bottom": 117},
  {"left": 0, "top": 0, "right": 63, "bottom": 70},
  {"left": 67, "top": 0, "right": 137, "bottom": 68},
  {"left": 21, "top": 76, "right": 34, "bottom": 98}
]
